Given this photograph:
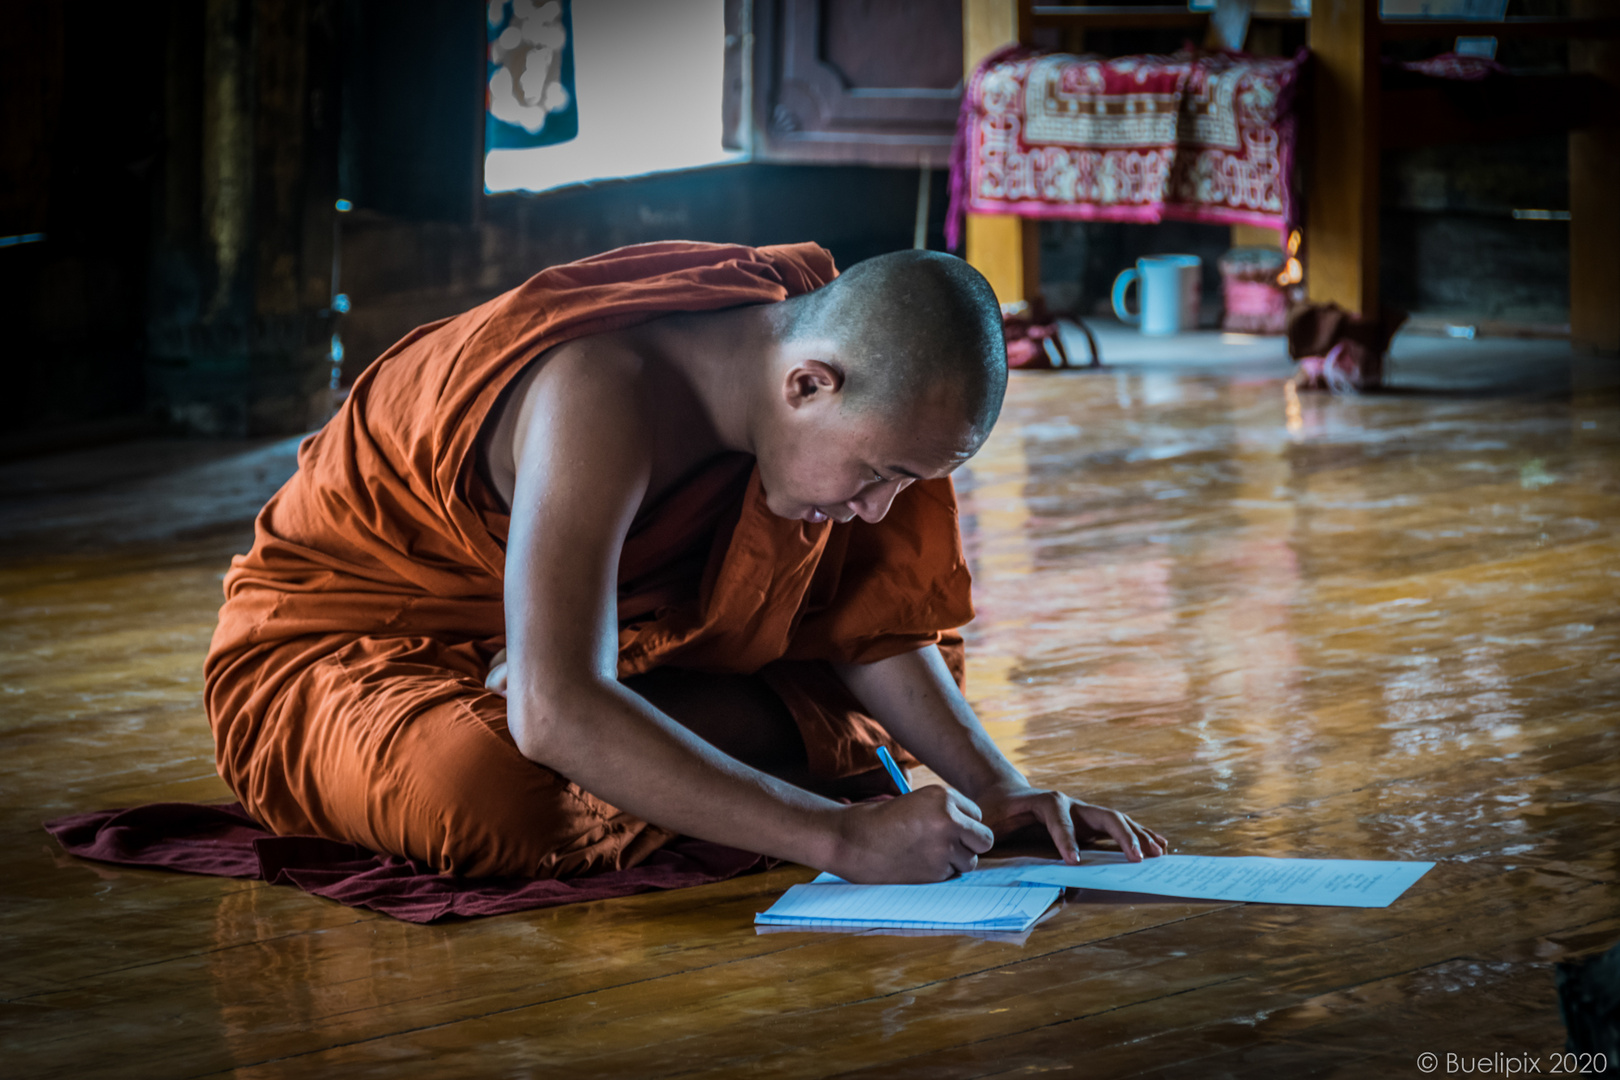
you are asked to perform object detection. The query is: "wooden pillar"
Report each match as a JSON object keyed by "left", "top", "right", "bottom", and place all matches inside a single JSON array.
[
  {"left": 201, "top": 0, "right": 255, "bottom": 324},
  {"left": 966, "top": 214, "right": 1042, "bottom": 308},
  {"left": 962, "top": 0, "right": 1041, "bottom": 306},
  {"left": 1570, "top": 0, "right": 1620, "bottom": 354},
  {"left": 1231, "top": 223, "right": 1283, "bottom": 250},
  {"left": 1305, "top": 0, "right": 1379, "bottom": 317},
  {"left": 148, "top": 0, "right": 342, "bottom": 436}
]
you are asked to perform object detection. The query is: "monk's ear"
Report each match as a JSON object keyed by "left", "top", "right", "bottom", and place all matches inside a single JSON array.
[{"left": 783, "top": 360, "right": 845, "bottom": 410}]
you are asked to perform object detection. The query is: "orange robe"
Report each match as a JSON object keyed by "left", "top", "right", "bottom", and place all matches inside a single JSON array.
[{"left": 204, "top": 241, "right": 975, "bottom": 879}]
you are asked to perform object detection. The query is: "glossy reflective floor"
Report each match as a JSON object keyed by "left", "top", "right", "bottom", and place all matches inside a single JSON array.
[{"left": 3, "top": 337, "right": 1617, "bottom": 1079}]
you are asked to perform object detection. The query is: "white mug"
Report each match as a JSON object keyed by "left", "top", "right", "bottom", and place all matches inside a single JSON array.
[{"left": 1112, "top": 255, "right": 1202, "bottom": 335}]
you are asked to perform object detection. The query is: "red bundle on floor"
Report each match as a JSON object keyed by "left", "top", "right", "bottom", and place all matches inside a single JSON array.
[{"left": 44, "top": 802, "right": 766, "bottom": 924}]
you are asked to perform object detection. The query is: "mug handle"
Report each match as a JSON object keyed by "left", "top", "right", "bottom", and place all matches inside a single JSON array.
[{"left": 1111, "top": 269, "right": 1140, "bottom": 325}]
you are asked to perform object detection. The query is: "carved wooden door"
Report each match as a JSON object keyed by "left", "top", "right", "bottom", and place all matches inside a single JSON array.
[{"left": 728, "top": 0, "right": 964, "bottom": 168}]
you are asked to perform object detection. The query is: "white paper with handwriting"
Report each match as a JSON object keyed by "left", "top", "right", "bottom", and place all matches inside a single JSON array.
[{"left": 1015, "top": 854, "right": 1434, "bottom": 908}]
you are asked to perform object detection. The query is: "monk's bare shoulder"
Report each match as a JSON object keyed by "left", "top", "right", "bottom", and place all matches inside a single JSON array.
[
  {"left": 480, "top": 335, "right": 650, "bottom": 512},
  {"left": 481, "top": 323, "right": 727, "bottom": 517}
]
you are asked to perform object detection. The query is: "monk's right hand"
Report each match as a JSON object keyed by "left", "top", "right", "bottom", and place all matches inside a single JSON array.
[{"left": 828, "top": 785, "right": 995, "bottom": 884}]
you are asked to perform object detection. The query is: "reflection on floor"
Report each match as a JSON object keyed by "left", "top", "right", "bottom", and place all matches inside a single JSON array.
[{"left": 2, "top": 337, "right": 1616, "bottom": 1078}]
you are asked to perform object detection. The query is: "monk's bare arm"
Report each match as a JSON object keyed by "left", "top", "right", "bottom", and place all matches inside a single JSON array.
[
  {"left": 500, "top": 350, "right": 991, "bottom": 881},
  {"left": 835, "top": 646, "right": 1168, "bottom": 864}
]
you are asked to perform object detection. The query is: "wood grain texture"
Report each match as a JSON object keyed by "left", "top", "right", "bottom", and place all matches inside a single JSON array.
[
  {"left": 961, "top": 0, "right": 1039, "bottom": 306},
  {"left": 2, "top": 361, "right": 1617, "bottom": 1077},
  {"left": 1306, "top": 0, "right": 1380, "bottom": 318}
]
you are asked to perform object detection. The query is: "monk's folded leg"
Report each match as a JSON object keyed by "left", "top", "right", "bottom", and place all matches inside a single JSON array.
[
  {"left": 621, "top": 666, "right": 810, "bottom": 778},
  {"left": 626, "top": 662, "right": 898, "bottom": 803},
  {"left": 757, "top": 660, "right": 912, "bottom": 802},
  {"left": 755, "top": 638, "right": 966, "bottom": 801},
  {"left": 221, "top": 636, "right": 671, "bottom": 879}
]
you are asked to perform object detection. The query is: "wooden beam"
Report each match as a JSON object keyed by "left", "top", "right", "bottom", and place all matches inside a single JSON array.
[
  {"left": 1377, "top": 16, "right": 1620, "bottom": 41},
  {"left": 965, "top": 214, "right": 1043, "bottom": 306},
  {"left": 1306, "top": 0, "right": 1379, "bottom": 318},
  {"left": 1028, "top": 5, "right": 1208, "bottom": 30},
  {"left": 1570, "top": 0, "right": 1620, "bottom": 354},
  {"left": 962, "top": 0, "right": 1042, "bottom": 306},
  {"left": 963, "top": 0, "right": 1020, "bottom": 72}
]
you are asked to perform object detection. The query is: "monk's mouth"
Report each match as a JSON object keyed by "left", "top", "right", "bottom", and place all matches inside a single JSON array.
[{"left": 804, "top": 507, "right": 829, "bottom": 524}]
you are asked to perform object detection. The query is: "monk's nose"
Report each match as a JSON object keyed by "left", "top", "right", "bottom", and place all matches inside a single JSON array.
[{"left": 849, "top": 479, "right": 906, "bottom": 524}]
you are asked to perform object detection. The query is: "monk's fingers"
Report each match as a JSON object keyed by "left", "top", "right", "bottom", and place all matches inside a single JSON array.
[
  {"left": 949, "top": 847, "right": 981, "bottom": 876},
  {"left": 1113, "top": 813, "right": 1167, "bottom": 856},
  {"left": 1111, "top": 816, "right": 1166, "bottom": 859},
  {"left": 1073, "top": 803, "right": 1145, "bottom": 861},
  {"left": 962, "top": 816, "right": 995, "bottom": 854},
  {"left": 1079, "top": 807, "right": 1168, "bottom": 858},
  {"left": 944, "top": 796, "right": 994, "bottom": 855},
  {"left": 1137, "top": 822, "right": 1170, "bottom": 856},
  {"left": 945, "top": 788, "right": 985, "bottom": 822},
  {"left": 488, "top": 647, "right": 507, "bottom": 672},
  {"left": 1028, "top": 793, "right": 1081, "bottom": 864}
]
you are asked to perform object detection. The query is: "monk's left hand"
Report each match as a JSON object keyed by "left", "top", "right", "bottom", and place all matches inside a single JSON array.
[
  {"left": 485, "top": 648, "right": 509, "bottom": 696},
  {"left": 974, "top": 784, "right": 1168, "bottom": 864}
]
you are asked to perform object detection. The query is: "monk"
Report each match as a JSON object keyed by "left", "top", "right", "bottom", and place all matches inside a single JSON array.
[{"left": 204, "top": 240, "right": 1166, "bottom": 884}]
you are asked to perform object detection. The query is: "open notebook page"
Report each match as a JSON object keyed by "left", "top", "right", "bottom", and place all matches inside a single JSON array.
[
  {"left": 756, "top": 883, "right": 1062, "bottom": 932},
  {"left": 1017, "top": 854, "right": 1435, "bottom": 908}
]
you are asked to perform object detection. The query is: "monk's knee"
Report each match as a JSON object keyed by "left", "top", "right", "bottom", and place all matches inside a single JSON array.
[{"left": 386, "top": 699, "right": 658, "bottom": 878}]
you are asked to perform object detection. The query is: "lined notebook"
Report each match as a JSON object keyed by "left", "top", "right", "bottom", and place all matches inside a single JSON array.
[
  {"left": 755, "top": 883, "right": 1062, "bottom": 933},
  {"left": 808, "top": 858, "right": 1057, "bottom": 889}
]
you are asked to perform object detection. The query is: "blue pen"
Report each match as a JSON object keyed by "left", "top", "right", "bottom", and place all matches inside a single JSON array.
[{"left": 875, "top": 746, "right": 911, "bottom": 795}]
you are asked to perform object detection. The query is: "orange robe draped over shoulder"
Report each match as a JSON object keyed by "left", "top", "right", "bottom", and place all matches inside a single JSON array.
[{"left": 204, "top": 241, "right": 975, "bottom": 878}]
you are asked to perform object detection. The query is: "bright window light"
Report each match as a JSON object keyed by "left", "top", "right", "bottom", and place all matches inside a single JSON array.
[{"left": 485, "top": 0, "right": 741, "bottom": 194}]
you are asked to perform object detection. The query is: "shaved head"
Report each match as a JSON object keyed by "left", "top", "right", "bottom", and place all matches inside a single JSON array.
[{"left": 776, "top": 250, "right": 1007, "bottom": 447}]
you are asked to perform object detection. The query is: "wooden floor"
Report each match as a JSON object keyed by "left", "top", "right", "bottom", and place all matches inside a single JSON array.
[{"left": 2, "top": 339, "right": 1617, "bottom": 1078}]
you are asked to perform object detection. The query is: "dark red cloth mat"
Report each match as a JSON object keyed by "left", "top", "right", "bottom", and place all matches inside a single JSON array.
[{"left": 43, "top": 802, "right": 767, "bottom": 924}]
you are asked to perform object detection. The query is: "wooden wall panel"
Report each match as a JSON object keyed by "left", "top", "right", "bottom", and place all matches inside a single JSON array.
[{"left": 751, "top": 0, "right": 964, "bottom": 167}]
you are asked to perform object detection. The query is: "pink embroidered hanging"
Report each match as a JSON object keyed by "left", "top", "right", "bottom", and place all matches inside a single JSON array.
[{"left": 948, "top": 46, "right": 1306, "bottom": 249}]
